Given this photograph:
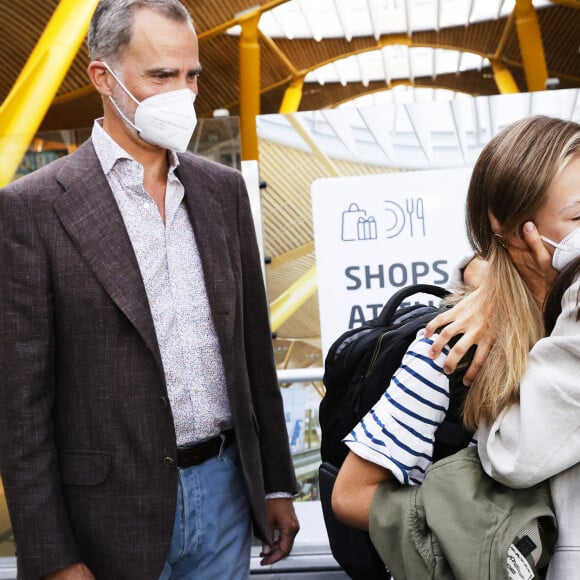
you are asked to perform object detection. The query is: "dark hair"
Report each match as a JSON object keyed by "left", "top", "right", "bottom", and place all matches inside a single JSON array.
[{"left": 544, "top": 257, "right": 580, "bottom": 334}]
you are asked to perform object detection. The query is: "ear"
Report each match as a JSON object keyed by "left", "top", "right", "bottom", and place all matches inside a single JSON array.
[
  {"left": 87, "top": 61, "right": 114, "bottom": 97},
  {"left": 488, "top": 208, "right": 528, "bottom": 249},
  {"left": 487, "top": 208, "right": 502, "bottom": 234}
]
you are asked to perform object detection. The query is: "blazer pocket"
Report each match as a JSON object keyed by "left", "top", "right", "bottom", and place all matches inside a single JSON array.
[{"left": 59, "top": 450, "right": 111, "bottom": 486}]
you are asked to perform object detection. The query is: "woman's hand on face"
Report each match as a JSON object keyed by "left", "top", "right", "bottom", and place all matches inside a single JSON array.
[
  {"left": 424, "top": 287, "right": 492, "bottom": 385},
  {"left": 424, "top": 222, "right": 554, "bottom": 384},
  {"left": 509, "top": 221, "right": 557, "bottom": 306}
]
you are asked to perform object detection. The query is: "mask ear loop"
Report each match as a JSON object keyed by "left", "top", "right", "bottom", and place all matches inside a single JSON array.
[
  {"left": 540, "top": 235, "right": 565, "bottom": 250},
  {"left": 101, "top": 61, "right": 142, "bottom": 133}
]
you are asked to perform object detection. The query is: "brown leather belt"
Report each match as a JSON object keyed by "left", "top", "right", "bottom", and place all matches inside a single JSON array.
[{"left": 176, "top": 430, "right": 234, "bottom": 469}]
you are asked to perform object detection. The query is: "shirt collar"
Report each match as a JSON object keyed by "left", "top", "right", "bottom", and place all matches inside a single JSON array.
[{"left": 91, "top": 118, "right": 180, "bottom": 177}]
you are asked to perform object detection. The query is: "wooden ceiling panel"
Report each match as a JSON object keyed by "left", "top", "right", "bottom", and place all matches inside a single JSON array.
[
  {"left": 415, "top": 17, "right": 507, "bottom": 54},
  {"left": 182, "top": 0, "right": 273, "bottom": 32},
  {"left": 195, "top": 35, "right": 241, "bottom": 116},
  {"left": 1, "top": 1, "right": 578, "bottom": 132},
  {"left": 276, "top": 37, "right": 377, "bottom": 72},
  {"left": 0, "top": 1, "right": 59, "bottom": 95},
  {"left": 538, "top": 6, "right": 580, "bottom": 79}
]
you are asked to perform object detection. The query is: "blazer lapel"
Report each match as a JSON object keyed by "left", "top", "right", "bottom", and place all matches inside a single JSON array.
[
  {"left": 176, "top": 159, "right": 235, "bottom": 350},
  {"left": 52, "top": 141, "right": 162, "bottom": 367}
]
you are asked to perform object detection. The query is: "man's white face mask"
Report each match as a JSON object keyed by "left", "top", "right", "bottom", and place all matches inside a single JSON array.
[
  {"left": 102, "top": 61, "right": 197, "bottom": 153},
  {"left": 541, "top": 227, "right": 580, "bottom": 271}
]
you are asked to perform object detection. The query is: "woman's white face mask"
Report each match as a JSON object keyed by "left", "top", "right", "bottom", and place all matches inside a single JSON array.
[
  {"left": 541, "top": 228, "right": 580, "bottom": 271},
  {"left": 102, "top": 62, "right": 197, "bottom": 153}
]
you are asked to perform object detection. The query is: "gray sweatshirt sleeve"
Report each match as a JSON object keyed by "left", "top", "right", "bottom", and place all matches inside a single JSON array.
[{"left": 478, "top": 277, "right": 580, "bottom": 488}]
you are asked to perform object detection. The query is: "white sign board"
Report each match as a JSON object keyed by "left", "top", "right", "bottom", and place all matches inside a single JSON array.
[
  {"left": 312, "top": 168, "right": 473, "bottom": 356},
  {"left": 241, "top": 160, "right": 266, "bottom": 282}
]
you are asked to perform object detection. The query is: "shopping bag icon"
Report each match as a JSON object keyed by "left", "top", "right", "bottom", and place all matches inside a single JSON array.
[
  {"left": 341, "top": 203, "right": 366, "bottom": 241},
  {"left": 357, "top": 216, "right": 377, "bottom": 240}
]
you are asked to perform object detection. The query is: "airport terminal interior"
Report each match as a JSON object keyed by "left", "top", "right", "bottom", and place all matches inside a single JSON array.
[{"left": 0, "top": 0, "right": 579, "bottom": 575}]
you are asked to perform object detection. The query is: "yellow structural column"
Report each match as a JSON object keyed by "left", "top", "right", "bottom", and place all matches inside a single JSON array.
[
  {"left": 491, "top": 62, "right": 520, "bottom": 94},
  {"left": 279, "top": 76, "right": 305, "bottom": 114},
  {"left": 239, "top": 11, "right": 261, "bottom": 161},
  {"left": 0, "top": 0, "right": 99, "bottom": 187},
  {"left": 270, "top": 266, "right": 318, "bottom": 333},
  {"left": 514, "top": 0, "right": 548, "bottom": 91}
]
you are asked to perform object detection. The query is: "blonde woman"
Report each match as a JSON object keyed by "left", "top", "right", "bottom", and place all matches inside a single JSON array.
[
  {"left": 332, "top": 114, "right": 580, "bottom": 564},
  {"left": 424, "top": 119, "right": 580, "bottom": 579}
]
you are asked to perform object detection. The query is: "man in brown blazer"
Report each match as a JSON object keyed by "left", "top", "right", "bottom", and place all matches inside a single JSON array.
[{"left": 0, "top": 1, "right": 299, "bottom": 578}]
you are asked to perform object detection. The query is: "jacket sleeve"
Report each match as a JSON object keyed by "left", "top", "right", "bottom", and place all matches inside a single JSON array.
[
  {"left": 234, "top": 171, "right": 298, "bottom": 495},
  {"left": 0, "top": 185, "right": 81, "bottom": 577},
  {"left": 478, "top": 276, "right": 580, "bottom": 488}
]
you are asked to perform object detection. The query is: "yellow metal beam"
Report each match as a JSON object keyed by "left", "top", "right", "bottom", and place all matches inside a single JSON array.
[
  {"left": 514, "top": 0, "right": 548, "bottom": 91},
  {"left": 279, "top": 76, "right": 305, "bottom": 113},
  {"left": 493, "top": 11, "right": 516, "bottom": 60},
  {"left": 259, "top": 30, "right": 300, "bottom": 77},
  {"left": 239, "top": 11, "right": 261, "bottom": 161},
  {"left": 377, "top": 34, "right": 413, "bottom": 49},
  {"left": 281, "top": 341, "right": 296, "bottom": 369},
  {"left": 269, "top": 242, "right": 315, "bottom": 268},
  {"left": 270, "top": 266, "right": 318, "bottom": 332},
  {"left": 328, "top": 80, "right": 476, "bottom": 108},
  {"left": 197, "top": 0, "right": 291, "bottom": 41},
  {"left": 52, "top": 84, "right": 98, "bottom": 105},
  {"left": 491, "top": 62, "right": 520, "bottom": 93},
  {"left": 286, "top": 114, "right": 341, "bottom": 177},
  {"left": 0, "top": 0, "right": 99, "bottom": 187},
  {"left": 217, "top": 32, "right": 544, "bottom": 116}
]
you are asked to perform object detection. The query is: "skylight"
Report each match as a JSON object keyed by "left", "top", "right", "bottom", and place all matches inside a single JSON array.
[
  {"left": 227, "top": 0, "right": 553, "bottom": 105},
  {"left": 255, "top": 0, "right": 552, "bottom": 40},
  {"left": 257, "top": 88, "right": 580, "bottom": 169}
]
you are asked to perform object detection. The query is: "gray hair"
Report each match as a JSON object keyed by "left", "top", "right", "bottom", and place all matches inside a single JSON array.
[{"left": 88, "top": 0, "right": 194, "bottom": 63}]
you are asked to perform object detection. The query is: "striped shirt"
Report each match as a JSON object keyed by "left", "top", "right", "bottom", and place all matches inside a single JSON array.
[{"left": 344, "top": 329, "right": 476, "bottom": 486}]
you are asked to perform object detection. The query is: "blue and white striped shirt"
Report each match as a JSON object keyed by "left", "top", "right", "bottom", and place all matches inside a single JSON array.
[{"left": 344, "top": 329, "right": 476, "bottom": 486}]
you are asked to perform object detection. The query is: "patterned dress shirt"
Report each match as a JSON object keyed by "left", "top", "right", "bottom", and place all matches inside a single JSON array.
[{"left": 92, "top": 120, "right": 231, "bottom": 446}]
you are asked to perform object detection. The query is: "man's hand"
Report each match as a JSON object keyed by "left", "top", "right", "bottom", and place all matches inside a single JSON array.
[
  {"left": 44, "top": 563, "right": 95, "bottom": 580},
  {"left": 260, "top": 498, "right": 300, "bottom": 566}
]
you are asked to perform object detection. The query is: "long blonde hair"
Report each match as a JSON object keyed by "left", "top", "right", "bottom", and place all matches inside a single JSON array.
[{"left": 461, "top": 115, "right": 580, "bottom": 430}]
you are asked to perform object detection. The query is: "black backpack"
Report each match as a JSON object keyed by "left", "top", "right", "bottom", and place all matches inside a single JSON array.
[{"left": 318, "top": 284, "right": 473, "bottom": 580}]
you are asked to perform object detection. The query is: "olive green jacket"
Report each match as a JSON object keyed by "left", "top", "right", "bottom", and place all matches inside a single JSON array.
[{"left": 369, "top": 447, "right": 557, "bottom": 580}]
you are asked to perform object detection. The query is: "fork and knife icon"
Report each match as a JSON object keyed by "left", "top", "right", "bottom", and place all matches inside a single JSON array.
[{"left": 405, "top": 197, "right": 425, "bottom": 237}]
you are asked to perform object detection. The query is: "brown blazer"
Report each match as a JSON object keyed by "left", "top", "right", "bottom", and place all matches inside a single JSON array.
[{"left": 0, "top": 140, "right": 297, "bottom": 579}]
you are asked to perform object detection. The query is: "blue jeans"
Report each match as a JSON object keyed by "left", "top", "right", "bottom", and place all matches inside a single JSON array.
[{"left": 159, "top": 442, "right": 252, "bottom": 579}]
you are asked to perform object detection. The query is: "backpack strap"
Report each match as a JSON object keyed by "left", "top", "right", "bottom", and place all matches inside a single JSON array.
[
  {"left": 377, "top": 284, "right": 450, "bottom": 325},
  {"left": 432, "top": 334, "right": 475, "bottom": 460}
]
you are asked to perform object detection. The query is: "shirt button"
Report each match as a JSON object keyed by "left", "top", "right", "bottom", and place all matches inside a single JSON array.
[
  {"left": 160, "top": 397, "right": 169, "bottom": 408},
  {"left": 163, "top": 457, "right": 175, "bottom": 468}
]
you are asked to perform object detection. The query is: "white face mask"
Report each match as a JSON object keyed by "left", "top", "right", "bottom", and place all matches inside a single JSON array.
[
  {"left": 102, "top": 62, "right": 197, "bottom": 153},
  {"left": 541, "top": 228, "right": 580, "bottom": 271}
]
